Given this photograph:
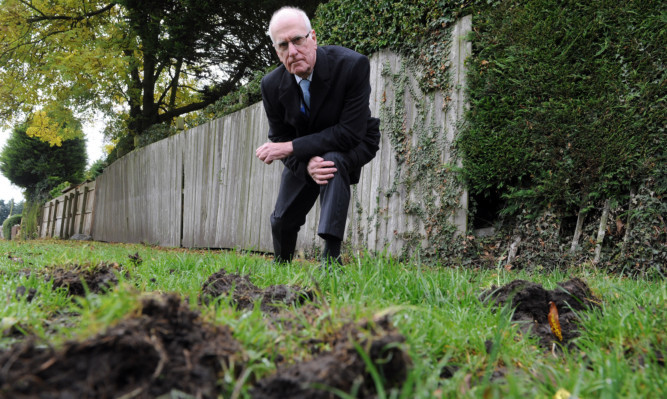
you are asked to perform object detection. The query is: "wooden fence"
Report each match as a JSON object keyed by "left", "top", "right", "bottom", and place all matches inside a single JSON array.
[
  {"left": 91, "top": 16, "right": 472, "bottom": 256},
  {"left": 39, "top": 180, "right": 96, "bottom": 239}
]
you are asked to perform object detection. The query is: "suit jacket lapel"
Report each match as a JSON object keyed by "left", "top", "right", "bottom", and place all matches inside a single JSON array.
[
  {"left": 277, "top": 68, "right": 309, "bottom": 128},
  {"left": 309, "top": 47, "right": 331, "bottom": 123}
]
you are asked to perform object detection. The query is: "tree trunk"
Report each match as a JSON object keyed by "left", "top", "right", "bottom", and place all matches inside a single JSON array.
[
  {"left": 594, "top": 199, "right": 611, "bottom": 264},
  {"left": 570, "top": 205, "right": 586, "bottom": 253},
  {"left": 168, "top": 58, "right": 183, "bottom": 111}
]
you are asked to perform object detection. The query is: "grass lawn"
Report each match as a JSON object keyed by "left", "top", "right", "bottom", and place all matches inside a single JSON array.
[{"left": 1, "top": 239, "right": 665, "bottom": 398}]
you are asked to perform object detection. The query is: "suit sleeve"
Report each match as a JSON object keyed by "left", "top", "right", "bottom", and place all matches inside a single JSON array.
[{"left": 291, "top": 54, "right": 372, "bottom": 161}]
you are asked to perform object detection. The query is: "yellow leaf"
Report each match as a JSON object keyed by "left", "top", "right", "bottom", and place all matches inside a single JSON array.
[
  {"left": 548, "top": 301, "right": 563, "bottom": 341},
  {"left": 553, "top": 388, "right": 572, "bottom": 399}
]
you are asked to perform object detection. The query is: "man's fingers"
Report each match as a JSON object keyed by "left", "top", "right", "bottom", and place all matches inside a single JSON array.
[
  {"left": 318, "top": 161, "right": 336, "bottom": 168},
  {"left": 316, "top": 167, "right": 337, "bottom": 174},
  {"left": 307, "top": 156, "right": 338, "bottom": 184}
]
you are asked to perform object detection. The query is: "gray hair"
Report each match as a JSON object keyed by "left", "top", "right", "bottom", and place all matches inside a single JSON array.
[{"left": 267, "top": 7, "right": 312, "bottom": 43}]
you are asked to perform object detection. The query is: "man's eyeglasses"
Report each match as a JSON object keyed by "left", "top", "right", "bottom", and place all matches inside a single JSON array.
[{"left": 274, "top": 32, "right": 311, "bottom": 53}]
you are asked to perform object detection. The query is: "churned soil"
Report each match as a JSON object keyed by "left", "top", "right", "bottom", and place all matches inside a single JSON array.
[
  {"left": 2, "top": 267, "right": 412, "bottom": 398},
  {"left": 251, "top": 315, "right": 412, "bottom": 399},
  {"left": 0, "top": 293, "right": 241, "bottom": 399},
  {"left": 16, "top": 262, "right": 128, "bottom": 298},
  {"left": 480, "top": 277, "right": 601, "bottom": 349},
  {"left": 199, "top": 268, "right": 315, "bottom": 312},
  {"left": 4, "top": 266, "right": 602, "bottom": 397}
]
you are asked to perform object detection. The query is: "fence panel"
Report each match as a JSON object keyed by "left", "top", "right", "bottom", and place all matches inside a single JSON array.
[
  {"left": 39, "top": 180, "right": 96, "bottom": 239},
  {"left": 92, "top": 135, "right": 183, "bottom": 246}
]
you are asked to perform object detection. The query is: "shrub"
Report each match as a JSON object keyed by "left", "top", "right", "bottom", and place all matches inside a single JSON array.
[
  {"left": 2, "top": 214, "right": 22, "bottom": 240},
  {"left": 460, "top": 0, "right": 665, "bottom": 221}
]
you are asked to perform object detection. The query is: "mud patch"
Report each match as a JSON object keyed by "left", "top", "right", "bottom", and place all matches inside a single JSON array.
[
  {"left": 0, "top": 293, "right": 241, "bottom": 399},
  {"left": 480, "top": 278, "right": 601, "bottom": 349},
  {"left": 251, "top": 316, "right": 411, "bottom": 398},
  {"left": 200, "top": 269, "right": 315, "bottom": 312},
  {"left": 47, "top": 262, "right": 129, "bottom": 296},
  {"left": 17, "top": 262, "right": 129, "bottom": 297}
]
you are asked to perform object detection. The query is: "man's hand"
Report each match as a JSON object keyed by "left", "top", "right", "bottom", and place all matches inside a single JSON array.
[
  {"left": 255, "top": 142, "right": 293, "bottom": 164},
  {"left": 307, "top": 156, "right": 337, "bottom": 185}
]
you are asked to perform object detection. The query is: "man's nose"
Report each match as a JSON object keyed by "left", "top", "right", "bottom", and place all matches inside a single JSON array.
[{"left": 288, "top": 41, "right": 299, "bottom": 56}]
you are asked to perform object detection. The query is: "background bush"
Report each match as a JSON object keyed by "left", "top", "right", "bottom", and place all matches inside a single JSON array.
[
  {"left": 460, "top": 0, "right": 665, "bottom": 219},
  {"left": 2, "top": 214, "right": 22, "bottom": 240}
]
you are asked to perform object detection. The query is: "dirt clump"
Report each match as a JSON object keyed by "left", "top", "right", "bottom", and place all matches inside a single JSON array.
[
  {"left": 0, "top": 293, "right": 242, "bottom": 399},
  {"left": 251, "top": 315, "right": 412, "bottom": 399},
  {"left": 200, "top": 268, "right": 314, "bottom": 312},
  {"left": 16, "top": 262, "right": 128, "bottom": 297},
  {"left": 11, "top": 262, "right": 127, "bottom": 305},
  {"left": 14, "top": 285, "right": 37, "bottom": 302},
  {"left": 47, "top": 262, "right": 129, "bottom": 296},
  {"left": 480, "top": 278, "right": 601, "bottom": 349}
]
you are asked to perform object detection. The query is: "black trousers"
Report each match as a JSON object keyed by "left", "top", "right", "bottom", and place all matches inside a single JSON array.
[{"left": 270, "top": 151, "right": 357, "bottom": 262}]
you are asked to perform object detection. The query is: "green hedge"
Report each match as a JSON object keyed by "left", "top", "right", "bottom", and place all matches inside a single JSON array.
[
  {"left": 460, "top": 0, "right": 665, "bottom": 219},
  {"left": 2, "top": 214, "right": 22, "bottom": 240}
]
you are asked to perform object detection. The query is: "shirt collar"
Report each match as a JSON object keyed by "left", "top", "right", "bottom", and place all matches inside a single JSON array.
[{"left": 294, "top": 71, "right": 314, "bottom": 84}]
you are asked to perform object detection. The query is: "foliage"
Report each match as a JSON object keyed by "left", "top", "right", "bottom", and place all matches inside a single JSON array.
[
  {"left": 2, "top": 214, "right": 21, "bottom": 239},
  {"left": 614, "top": 158, "right": 667, "bottom": 276},
  {"left": 460, "top": 0, "right": 665, "bottom": 220},
  {"left": 48, "top": 182, "right": 73, "bottom": 200},
  {"left": 0, "top": 200, "right": 23, "bottom": 227},
  {"left": 25, "top": 104, "right": 84, "bottom": 147},
  {"left": 19, "top": 200, "right": 41, "bottom": 240},
  {"left": 0, "top": 124, "right": 87, "bottom": 202},
  {"left": 85, "top": 159, "right": 107, "bottom": 181},
  {"left": 0, "top": 0, "right": 124, "bottom": 125}
]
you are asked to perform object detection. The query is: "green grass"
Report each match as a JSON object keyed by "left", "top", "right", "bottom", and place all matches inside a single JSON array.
[{"left": 1, "top": 239, "right": 665, "bottom": 398}]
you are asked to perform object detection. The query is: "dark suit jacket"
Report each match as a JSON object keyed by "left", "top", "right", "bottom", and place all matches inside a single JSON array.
[{"left": 261, "top": 45, "right": 381, "bottom": 184}]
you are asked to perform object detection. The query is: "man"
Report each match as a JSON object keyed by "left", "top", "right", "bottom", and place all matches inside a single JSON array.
[{"left": 255, "top": 6, "right": 381, "bottom": 265}]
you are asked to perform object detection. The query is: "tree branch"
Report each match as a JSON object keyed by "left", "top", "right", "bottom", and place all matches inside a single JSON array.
[{"left": 25, "top": 2, "right": 117, "bottom": 23}]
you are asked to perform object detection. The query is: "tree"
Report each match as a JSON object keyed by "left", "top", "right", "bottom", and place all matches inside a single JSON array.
[
  {"left": 1, "top": 0, "right": 325, "bottom": 157},
  {"left": 0, "top": 114, "right": 87, "bottom": 202}
]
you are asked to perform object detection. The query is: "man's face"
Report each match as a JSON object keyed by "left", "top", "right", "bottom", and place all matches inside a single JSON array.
[{"left": 271, "top": 14, "right": 317, "bottom": 78}]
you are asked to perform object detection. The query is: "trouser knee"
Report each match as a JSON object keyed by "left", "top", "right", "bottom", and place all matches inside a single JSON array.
[{"left": 322, "top": 151, "right": 351, "bottom": 175}]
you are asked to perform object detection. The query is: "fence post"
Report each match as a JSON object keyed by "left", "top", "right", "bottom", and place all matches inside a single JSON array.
[
  {"left": 59, "top": 197, "right": 68, "bottom": 238},
  {"left": 69, "top": 190, "right": 79, "bottom": 237},
  {"left": 37, "top": 204, "right": 43, "bottom": 238},
  {"left": 79, "top": 185, "right": 89, "bottom": 234},
  {"left": 51, "top": 200, "right": 58, "bottom": 237},
  {"left": 45, "top": 202, "right": 53, "bottom": 238}
]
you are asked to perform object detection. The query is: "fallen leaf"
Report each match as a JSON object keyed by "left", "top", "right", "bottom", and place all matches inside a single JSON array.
[
  {"left": 553, "top": 388, "right": 571, "bottom": 399},
  {"left": 548, "top": 301, "right": 563, "bottom": 341}
]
